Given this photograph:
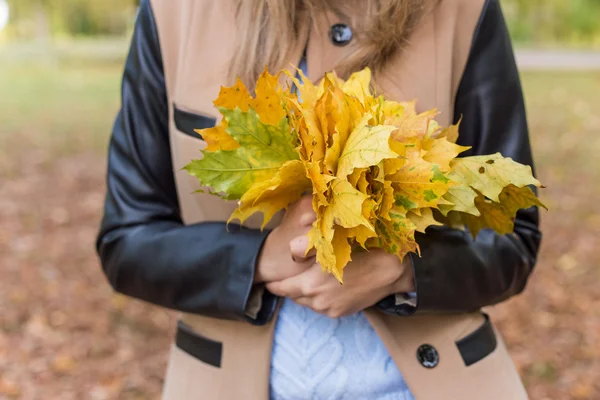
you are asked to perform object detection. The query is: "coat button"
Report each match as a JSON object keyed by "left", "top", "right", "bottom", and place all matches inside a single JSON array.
[
  {"left": 329, "top": 23, "right": 353, "bottom": 46},
  {"left": 416, "top": 344, "right": 439, "bottom": 368}
]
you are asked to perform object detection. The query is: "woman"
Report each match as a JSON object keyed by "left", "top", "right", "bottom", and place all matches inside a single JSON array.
[{"left": 97, "top": 0, "right": 541, "bottom": 398}]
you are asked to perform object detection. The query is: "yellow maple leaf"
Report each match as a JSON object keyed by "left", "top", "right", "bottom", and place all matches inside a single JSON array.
[
  {"left": 307, "top": 178, "right": 376, "bottom": 276},
  {"left": 347, "top": 224, "right": 378, "bottom": 249},
  {"left": 383, "top": 157, "right": 407, "bottom": 177},
  {"left": 336, "top": 114, "right": 398, "bottom": 179},
  {"left": 214, "top": 68, "right": 287, "bottom": 127},
  {"left": 379, "top": 100, "right": 407, "bottom": 124},
  {"left": 450, "top": 185, "right": 547, "bottom": 238},
  {"left": 399, "top": 100, "right": 417, "bottom": 115},
  {"left": 308, "top": 220, "right": 338, "bottom": 278},
  {"left": 306, "top": 161, "right": 334, "bottom": 205},
  {"left": 342, "top": 68, "right": 373, "bottom": 106},
  {"left": 376, "top": 208, "right": 419, "bottom": 260},
  {"left": 331, "top": 226, "right": 354, "bottom": 281},
  {"left": 379, "top": 181, "right": 395, "bottom": 220},
  {"left": 307, "top": 217, "right": 355, "bottom": 282},
  {"left": 253, "top": 68, "right": 288, "bottom": 125},
  {"left": 439, "top": 175, "right": 480, "bottom": 216},
  {"left": 347, "top": 168, "right": 371, "bottom": 195},
  {"left": 324, "top": 179, "right": 374, "bottom": 231},
  {"left": 314, "top": 76, "right": 337, "bottom": 155},
  {"left": 388, "top": 136, "right": 425, "bottom": 161},
  {"left": 289, "top": 101, "right": 327, "bottom": 163},
  {"left": 407, "top": 208, "right": 443, "bottom": 233},
  {"left": 422, "top": 136, "right": 470, "bottom": 172},
  {"left": 450, "top": 153, "right": 542, "bottom": 202},
  {"left": 389, "top": 108, "right": 440, "bottom": 142},
  {"left": 347, "top": 167, "right": 364, "bottom": 187},
  {"left": 499, "top": 184, "right": 547, "bottom": 215},
  {"left": 323, "top": 86, "right": 355, "bottom": 175},
  {"left": 229, "top": 160, "right": 311, "bottom": 228},
  {"left": 197, "top": 121, "right": 239, "bottom": 152},
  {"left": 461, "top": 195, "right": 514, "bottom": 238},
  {"left": 362, "top": 198, "right": 381, "bottom": 241},
  {"left": 213, "top": 78, "right": 252, "bottom": 111},
  {"left": 388, "top": 157, "right": 453, "bottom": 212},
  {"left": 286, "top": 98, "right": 313, "bottom": 160},
  {"left": 284, "top": 68, "right": 323, "bottom": 108},
  {"left": 437, "top": 117, "right": 462, "bottom": 143}
]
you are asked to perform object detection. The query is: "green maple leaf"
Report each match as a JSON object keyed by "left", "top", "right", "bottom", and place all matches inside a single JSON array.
[{"left": 184, "top": 107, "right": 298, "bottom": 200}]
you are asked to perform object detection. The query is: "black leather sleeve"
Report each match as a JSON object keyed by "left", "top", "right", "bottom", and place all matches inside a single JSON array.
[
  {"left": 96, "top": 0, "right": 277, "bottom": 325},
  {"left": 377, "top": 0, "right": 542, "bottom": 315}
]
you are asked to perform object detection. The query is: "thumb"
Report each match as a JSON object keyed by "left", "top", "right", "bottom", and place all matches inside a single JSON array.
[{"left": 290, "top": 235, "right": 316, "bottom": 263}]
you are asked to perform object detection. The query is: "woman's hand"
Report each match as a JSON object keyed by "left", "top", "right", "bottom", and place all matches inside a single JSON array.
[
  {"left": 254, "top": 195, "right": 317, "bottom": 283},
  {"left": 266, "top": 248, "right": 414, "bottom": 318}
]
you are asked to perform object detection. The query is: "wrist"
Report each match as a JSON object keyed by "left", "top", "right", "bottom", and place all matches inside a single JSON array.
[
  {"left": 388, "top": 255, "right": 415, "bottom": 295},
  {"left": 255, "top": 232, "right": 274, "bottom": 283},
  {"left": 363, "top": 250, "right": 414, "bottom": 296}
]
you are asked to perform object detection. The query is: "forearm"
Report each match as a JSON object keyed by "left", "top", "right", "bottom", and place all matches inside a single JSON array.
[
  {"left": 411, "top": 209, "right": 540, "bottom": 312},
  {"left": 98, "top": 220, "right": 277, "bottom": 323}
]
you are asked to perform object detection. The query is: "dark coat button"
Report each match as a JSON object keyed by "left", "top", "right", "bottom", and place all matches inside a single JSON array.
[
  {"left": 417, "top": 344, "right": 439, "bottom": 368},
  {"left": 329, "top": 24, "right": 353, "bottom": 46}
]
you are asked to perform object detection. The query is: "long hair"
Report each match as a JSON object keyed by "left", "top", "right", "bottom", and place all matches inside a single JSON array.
[{"left": 229, "top": 0, "right": 431, "bottom": 88}]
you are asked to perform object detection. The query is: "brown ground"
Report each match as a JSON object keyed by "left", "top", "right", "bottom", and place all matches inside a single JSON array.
[{"left": 0, "top": 65, "right": 599, "bottom": 399}]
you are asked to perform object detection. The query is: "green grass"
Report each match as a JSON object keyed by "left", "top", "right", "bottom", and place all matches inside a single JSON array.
[
  {"left": 502, "top": 0, "right": 600, "bottom": 49},
  {"left": 521, "top": 71, "right": 600, "bottom": 180},
  {"left": 0, "top": 43, "right": 124, "bottom": 161},
  {"left": 0, "top": 38, "right": 129, "bottom": 66}
]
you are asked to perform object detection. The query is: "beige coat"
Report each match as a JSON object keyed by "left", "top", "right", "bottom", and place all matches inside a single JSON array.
[{"left": 147, "top": 0, "right": 529, "bottom": 398}]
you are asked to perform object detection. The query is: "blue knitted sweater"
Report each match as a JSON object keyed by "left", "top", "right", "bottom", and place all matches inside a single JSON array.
[{"left": 270, "top": 298, "right": 415, "bottom": 400}]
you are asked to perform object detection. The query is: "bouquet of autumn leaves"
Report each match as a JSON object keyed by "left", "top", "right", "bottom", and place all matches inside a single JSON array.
[{"left": 185, "top": 68, "right": 545, "bottom": 282}]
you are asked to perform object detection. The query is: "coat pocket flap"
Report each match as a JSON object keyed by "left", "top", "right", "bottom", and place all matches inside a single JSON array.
[
  {"left": 173, "top": 104, "right": 216, "bottom": 139},
  {"left": 176, "top": 321, "right": 223, "bottom": 368},
  {"left": 455, "top": 313, "right": 497, "bottom": 366}
]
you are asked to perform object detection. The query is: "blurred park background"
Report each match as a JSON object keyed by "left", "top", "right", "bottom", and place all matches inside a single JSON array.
[{"left": 0, "top": 0, "right": 599, "bottom": 399}]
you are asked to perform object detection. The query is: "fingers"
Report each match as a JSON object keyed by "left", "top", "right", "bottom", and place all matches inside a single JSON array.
[
  {"left": 289, "top": 195, "right": 316, "bottom": 227},
  {"left": 266, "top": 263, "right": 316, "bottom": 298},
  {"left": 292, "top": 297, "right": 353, "bottom": 319},
  {"left": 289, "top": 235, "right": 308, "bottom": 255},
  {"left": 297, "top": 193, "right": 314, "bottom": 209},
  {"left": 292, "top": 296, "right": 312, "bottom": 308},
  {"left": 266, "top": 263, "right": 331, "bottom": 299},
  {"left": 267, "top": 267, "right": 358, "bottom": 318},
  {"left": 304, "top": 247, "right": 316, "bottom": 259},
  {"left": 297, "top": 212, "right": 316, "bottom": 230},
  {"left": 289, "top": 235, "right": 316, "bottom": 264},
  {"left": 298, "top": 208, "right": 316, "bottom": 227},
  {"left": 266, "top": 278, "right": 304, "bottom": 299}
]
